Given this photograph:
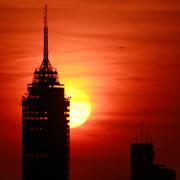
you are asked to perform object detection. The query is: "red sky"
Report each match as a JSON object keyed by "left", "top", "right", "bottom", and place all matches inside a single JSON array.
[{"left": 0, "top": 0, "right": 180, "bottom": 180}]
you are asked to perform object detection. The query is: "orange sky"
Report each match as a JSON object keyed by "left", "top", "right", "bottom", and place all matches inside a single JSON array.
[{"left": 0, "top": 1, "right": 180, "bottom": 180}]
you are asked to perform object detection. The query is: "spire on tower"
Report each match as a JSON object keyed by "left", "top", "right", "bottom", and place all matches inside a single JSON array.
[
  {"left": 33, "top": 5, "right": 60, "bottom": 86},
  {"left": 44, "top": 4, "right": 48, "bottom": 28},
  {"left": 40, "top": 4, "right": 52, "bottom": 71}
]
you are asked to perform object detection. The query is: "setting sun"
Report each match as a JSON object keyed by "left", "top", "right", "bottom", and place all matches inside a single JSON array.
[{"left": 65, "top": 86, "right": 92, "bottom": 128}]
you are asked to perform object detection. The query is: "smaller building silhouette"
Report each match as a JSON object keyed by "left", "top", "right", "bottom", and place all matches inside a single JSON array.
[{"left": 131, "top": 143, "right": 176, "bottom": 180}]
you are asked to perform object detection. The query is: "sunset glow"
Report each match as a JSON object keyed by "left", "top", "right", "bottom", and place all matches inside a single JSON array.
[
  {"left": 0, "top": 1, "right": 180, "bottom": 180},
  {"left": 65, "top": 86, "right": 92, "bottom": 128}
]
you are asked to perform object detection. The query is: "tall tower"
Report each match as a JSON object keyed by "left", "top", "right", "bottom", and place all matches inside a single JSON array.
[{"left": 22, "top": 5, "right": 70, "bottom": 180}]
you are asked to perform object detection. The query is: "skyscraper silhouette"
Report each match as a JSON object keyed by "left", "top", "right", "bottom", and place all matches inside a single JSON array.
[
  {"left": 131, "top": 143, "right": 176, "bottom": 180},
  {"left": 22, "top": 5, "right": 70, "bottom": 180}
]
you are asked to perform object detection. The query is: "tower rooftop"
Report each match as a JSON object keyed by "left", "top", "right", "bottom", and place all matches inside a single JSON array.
[{"left": 30, "top": 5, "right": 60, "bottom": 87}]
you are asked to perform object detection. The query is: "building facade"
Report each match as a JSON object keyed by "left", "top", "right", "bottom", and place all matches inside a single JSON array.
[
  {"left": 131, "top": 143, "right": 176, "bottom": 180},
  {"left": 22, "top": 5, "right": 70, "bottom": 180}
]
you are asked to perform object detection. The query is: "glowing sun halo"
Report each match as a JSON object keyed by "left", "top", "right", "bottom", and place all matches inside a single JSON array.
[{"left": 65, "top": 86, "right": 92, "bottom": 128}]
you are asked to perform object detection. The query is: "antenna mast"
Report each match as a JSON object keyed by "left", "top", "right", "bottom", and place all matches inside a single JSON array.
[
  {"left": 39, "top": 4, "right": 52, "bottom": 71},
  {"left": 44, "top": 5, "right": 48, "bottom": 61}
]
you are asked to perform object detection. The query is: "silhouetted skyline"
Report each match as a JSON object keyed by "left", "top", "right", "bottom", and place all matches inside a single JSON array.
[
  {"left": 0, "top": 1, "right": 180, "bottom": 180},
  {"left": 131, "top": 142, "right": 176, "bottom": 180}
]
